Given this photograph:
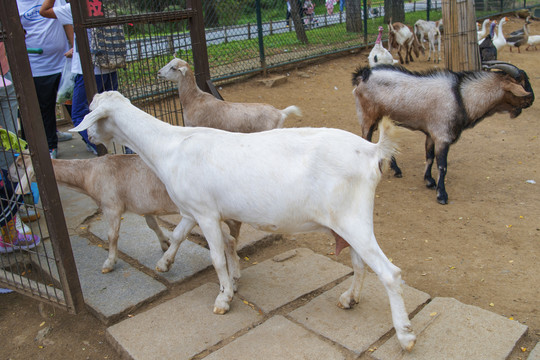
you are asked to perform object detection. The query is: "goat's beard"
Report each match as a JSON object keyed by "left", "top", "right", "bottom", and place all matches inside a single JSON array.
[{"left": 510, "top": 108, "right": 522, "bottom": 118}]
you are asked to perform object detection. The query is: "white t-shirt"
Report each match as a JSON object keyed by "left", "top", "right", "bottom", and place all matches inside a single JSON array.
[
  {"left": 17, "top": 0, "right": 69, "bottom": 77},
  {"left": 53, "top": 3, "right": 113, "bottom": 75}
]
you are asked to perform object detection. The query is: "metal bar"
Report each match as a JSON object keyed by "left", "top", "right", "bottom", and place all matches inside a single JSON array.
[
  {"left": 71, "top": 0, "right": 98, "bottom": 103},
  {"left": 363, "top": 0, "right": 368, "bottom": 44},
  {"left": 186, "top": 0, "right": 211, "bottom": 93},
  {"left": 0, "top": 0, "right": 84, "bottom": 314},
  {"left": 255, "top": 0, "right": 267, "bottom": 74}
]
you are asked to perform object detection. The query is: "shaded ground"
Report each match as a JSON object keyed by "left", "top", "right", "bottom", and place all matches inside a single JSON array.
[{"left": 1, "top": 16, "right": 539, "bottom": 360}]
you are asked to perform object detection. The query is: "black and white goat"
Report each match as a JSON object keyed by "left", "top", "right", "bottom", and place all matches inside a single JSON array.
[{"left": 352, "top": 61, "right": 534, "bottom": 204}]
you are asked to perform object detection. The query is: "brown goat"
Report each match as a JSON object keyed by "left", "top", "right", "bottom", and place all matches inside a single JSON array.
[
  {"left": 10, "top": 154, "right": 242, "bottom": 273},
  {"left": 388, "top": 22, "right": 424, "bottom": 64},
  {"left": 352, "top": 61, "right": 534, "bottom": 204}
]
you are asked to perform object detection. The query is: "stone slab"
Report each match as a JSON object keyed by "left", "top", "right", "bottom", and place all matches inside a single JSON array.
[
  {"left": 159, "top": 214, "right": 279, "bottom": 252},
  {"left": 71, "top": 236, "right": 167, "bottom": 323},
  {"left": 373, "top": 297, "right": 529, "bottom": 360},
  {"left": 89, "top": 213, "right": 212, "bottom": 283},
  {"left": 204, "top": 315, "right": 346, "bottom": 360},
  {"left": 59, "top": 185, "right": 99, "bottom": 234},
  {"left": 31, "top": 236, "right": 166, "bottom": 323},
  {"left": 107, "top": 282, "right": 261, "bottom": 360},
  {"left": 237, "top": 248, "right": 352, "bottom": 313},
  {"left": 529, "top": 342, "right": 540, "bottom": 360},
  {"left": 289, "top": 274, "right": 430, "bottom": 354}
]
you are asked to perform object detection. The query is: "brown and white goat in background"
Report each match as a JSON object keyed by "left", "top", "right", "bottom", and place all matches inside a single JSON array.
[
  {"left": 352, "top": 61, "right": 534, "bottom": 204},
  {"left": 388, "top": 22, "right": 424, "bottom": 64}
]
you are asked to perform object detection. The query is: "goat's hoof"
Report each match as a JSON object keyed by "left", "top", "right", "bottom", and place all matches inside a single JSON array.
[
  {"left": 101, "top": 267, "right": 113, "bottom": 274},
  {"left": 393, "top": 171, "right": 403, "bottom": 178},
  {"left": 425, "top": 179, "right": 436, "bottom": 189},
  {"left": 436, "top": 195, "right": 448, "bottom": 205},
  {"left": 213, "top": 306, "right": 228, "bottom": 315},
  {"left": 404, "top": 338, "right": 416, "bottom": 352},
  {"left": 397, "top": 327, "right": 416, "bottom": 352}
]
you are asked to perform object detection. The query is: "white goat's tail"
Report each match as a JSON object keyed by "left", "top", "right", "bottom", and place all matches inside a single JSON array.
[
  {"left": 277, "top": 105, "right": 302, "bottom": 128},
  {"left": 376, "top": 117, "right": 399, "bottom": 173}
]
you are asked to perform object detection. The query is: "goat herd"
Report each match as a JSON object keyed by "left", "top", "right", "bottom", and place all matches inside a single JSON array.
[{"left": 14, "top": 17, "right": 535, "bottom": 351}]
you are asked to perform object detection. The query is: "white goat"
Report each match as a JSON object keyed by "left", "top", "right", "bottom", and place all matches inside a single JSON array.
[
  {"left": 71, "top": 91, "right": 417, "bottom": 352},
  {"left": 414, "top": 19, "right": 442, "bottom": 63},
  {"left": 157, "top": 58, "right": 301, "bottom": 132},
  {"left": 10, "top": 153, "right": 242, "bottom": 274}
]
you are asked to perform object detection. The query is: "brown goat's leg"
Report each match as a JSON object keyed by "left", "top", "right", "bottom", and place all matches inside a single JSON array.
[
  {"left": 424, "top": 136, "right": 436, "bottom": 189},
  {"left": 435, "top": 143, "right": 450, "bottom": 205}
]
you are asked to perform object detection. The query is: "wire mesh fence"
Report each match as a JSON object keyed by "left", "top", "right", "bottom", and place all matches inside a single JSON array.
[
  {"left": 1, "top": 5, "right": 84, "bottom": 313},
  {"left": 100, "top": 0, "right": 540, "bottom": 90}
]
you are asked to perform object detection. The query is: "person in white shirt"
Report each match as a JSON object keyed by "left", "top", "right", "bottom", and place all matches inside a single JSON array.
[
  {"left": 17, "top": 0, "right": 72, "bottom": 159},
  {"left": 40, "top": 0, "right": 119, "bottom": 155}
]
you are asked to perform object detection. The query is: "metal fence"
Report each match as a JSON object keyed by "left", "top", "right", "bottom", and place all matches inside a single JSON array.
[
  {"left": 198, "top": 0, "right": 540, "bottom": 81},
  {"left": 113, "top": 0, "right": 540, "bottom": 89}
]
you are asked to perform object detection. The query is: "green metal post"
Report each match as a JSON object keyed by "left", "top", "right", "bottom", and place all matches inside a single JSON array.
[{"left": 256, "top": 0, "right": 266, "bottom": 73}]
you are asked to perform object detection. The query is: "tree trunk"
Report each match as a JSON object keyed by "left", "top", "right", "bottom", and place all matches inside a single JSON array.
[
  {"left": 384, "top": 0, "right": 405, "bottom": 24},
  {"left": 291, "top": 0, "right": 309, "bottom": 44},
  {"left": 346, "top": 0, "right": 363, "bottom": 32}
]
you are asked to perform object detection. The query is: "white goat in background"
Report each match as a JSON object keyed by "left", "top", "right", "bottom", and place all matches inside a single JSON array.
[
  {"left": 72, "top": 91, "right": 418, "bottom": 352},
  {"left": 158, "top": 57, "right": 301, "bottom": 132},
  {"left": 414, "top": 19, "right": 442, "bottom": 63}
]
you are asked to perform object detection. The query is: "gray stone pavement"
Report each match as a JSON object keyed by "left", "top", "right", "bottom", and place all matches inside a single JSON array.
[{"left": 19, "top": 134, "right": 533, "bottom": 358}]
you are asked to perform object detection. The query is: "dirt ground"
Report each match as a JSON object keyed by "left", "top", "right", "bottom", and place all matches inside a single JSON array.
[{"left": 1, "top": 16, "right": 539, "bottom": 360}]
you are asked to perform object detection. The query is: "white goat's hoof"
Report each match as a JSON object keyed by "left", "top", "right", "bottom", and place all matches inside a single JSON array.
[
  {"left": 101, "top": 260, "right": 115, "bottom": 274},
  {"left": 337, "top": 292, "right": 358, "bottom": 309},
  {"left": 397, "top": 326, "right": 416, "bottom": 352},
  {"left": 213, "top": 306, "right": 229, "bottom": 315},
  {"left": 155, "top": 258, "right": 172, "bottom": 272},
  {"left": 213, "top": 292, "right": 232, "bottom": 314}
]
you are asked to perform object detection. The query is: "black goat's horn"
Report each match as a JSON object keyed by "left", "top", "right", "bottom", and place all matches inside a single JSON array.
[{"left": 482, "top": 61, "right": 520, "bottom": 78}]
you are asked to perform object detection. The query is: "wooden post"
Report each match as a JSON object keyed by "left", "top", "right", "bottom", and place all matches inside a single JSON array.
[{"left": 441, "top": 0, "right": 480, "bottom": 72}]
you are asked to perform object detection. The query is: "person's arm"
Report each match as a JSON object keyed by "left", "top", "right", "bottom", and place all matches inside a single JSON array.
[
  {"left": 63, "top": 24, "right": 74, "bottom": 47},
  {"left": 40, "top": 0, "right": 57, "bottom": 19}
]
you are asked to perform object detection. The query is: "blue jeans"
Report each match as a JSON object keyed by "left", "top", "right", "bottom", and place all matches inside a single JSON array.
[
  {"left": 340, "top": 0, "right": 345, "bottom": 12},
  {"left": 71, "top": 72, "right": 118, "bottom": 152}
]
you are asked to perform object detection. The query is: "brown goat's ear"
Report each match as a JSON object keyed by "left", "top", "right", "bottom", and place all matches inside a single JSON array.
[
  {"left": 502, "top": 81, "right": 530, "bottom": 97},
  {"left": 177, "top": 66, "right": 188, "bottom": 76}
]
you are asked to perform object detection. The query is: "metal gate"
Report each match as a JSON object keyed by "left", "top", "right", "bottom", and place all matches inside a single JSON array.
[
  {"left": 0, "top": 0, "right": 213, "bottom": 314},
  {"left": 0, "top": 1, "right": 83, "bottom": 314}
]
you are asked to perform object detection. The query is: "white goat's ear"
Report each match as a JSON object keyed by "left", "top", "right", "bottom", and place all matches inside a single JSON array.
[
  {"left": 70, "top": 106, "right": 107, "bottom": 132},
  {"left": 502, "top": 81, "right": 530, "bottom": 97}
]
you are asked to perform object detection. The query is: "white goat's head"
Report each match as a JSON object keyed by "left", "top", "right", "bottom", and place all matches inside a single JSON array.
[
  {"left": 157, "top": 57, "right": 190, "bottom": 83},
  {"left": 71, "top": 91, "right": 129, "bottom": 147}
]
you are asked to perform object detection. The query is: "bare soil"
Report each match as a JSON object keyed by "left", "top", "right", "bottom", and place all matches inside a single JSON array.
[{"left": 1, "top": 16, "right": 539, "bottom": 360}]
